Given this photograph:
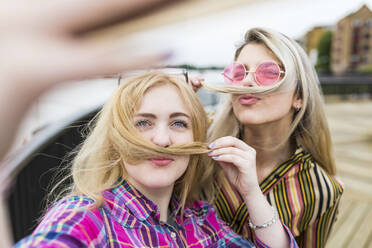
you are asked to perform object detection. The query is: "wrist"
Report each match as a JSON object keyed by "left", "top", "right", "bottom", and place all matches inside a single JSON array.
[
  {"left": 241, "top": 184, "right": 262, "bottom": 200},
  {"left": 248, "top": 205, "right": 278, "bottom": 230}
]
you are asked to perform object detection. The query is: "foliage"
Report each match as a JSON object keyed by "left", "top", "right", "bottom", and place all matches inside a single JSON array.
[
  {"left": 356, "top": 65, "right": 372, "bottom": 74},
  {"left": 172, "top": 64, "right": 224, "bottom": 71},
  {"left": 315, "top": 30, "right": 333, "bottom": 73}
]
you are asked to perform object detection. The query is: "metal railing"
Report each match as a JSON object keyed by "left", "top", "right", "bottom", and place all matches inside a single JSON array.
[{"left": 319, "top": 75, "right": 372, "bottom": 95}]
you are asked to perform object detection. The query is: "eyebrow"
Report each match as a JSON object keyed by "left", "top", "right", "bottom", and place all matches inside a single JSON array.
[
  {"left": 134, "top": 112, "right": 190, "bottom": 119},
  {"left": 170, "top": 112, "right": 190, "bottom": 119}
]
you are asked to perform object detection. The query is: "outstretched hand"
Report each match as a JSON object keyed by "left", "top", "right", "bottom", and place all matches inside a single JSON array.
[
  {"left": 0, "top": 0, "right": 179, "bottom": 160},
  {"left": 0, "top": 0, "right": 175, "bottom": 91},
  {"left": 0, "top": 1, "right": 186, "bottom": 247}
]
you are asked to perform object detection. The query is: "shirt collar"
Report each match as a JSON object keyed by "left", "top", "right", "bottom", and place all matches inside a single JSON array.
[
  {"left": 103, "top": 180, "right": 159, "bottom": 223},
  {"left": 102, "top": 180, "right": 183, "bottom": 225}
]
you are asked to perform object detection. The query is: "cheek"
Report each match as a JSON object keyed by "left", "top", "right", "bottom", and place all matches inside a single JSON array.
[
  {"left": 172, "top": 131, "right": 194, "bottom": 143},
  {"left": 264, "top": 94, "right": 294, "bottom": 113},
  {"left": 256, "top": 96, "right": 294, "bottom": 123},
  {"left": 123, "top": 162, "right": 137, "bottom": 177},
  {"left": 177, "top": 156, "right": 190, "bottom": 174}
]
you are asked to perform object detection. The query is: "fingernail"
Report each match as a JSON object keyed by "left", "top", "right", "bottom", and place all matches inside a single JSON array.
[
  {"left": 212, "top": 156, "right": 219, "bottom": 160},
  {"left": 208, "top": 142, "right": 215, "bottom": 148}
]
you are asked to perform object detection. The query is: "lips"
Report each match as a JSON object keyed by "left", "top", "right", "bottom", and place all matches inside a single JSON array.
[
  {"left": 149, "top": 157, "right": 174, "bottom": 166},
  {"left": 238, "top": 95, "right": 260, "bottom": 105}
]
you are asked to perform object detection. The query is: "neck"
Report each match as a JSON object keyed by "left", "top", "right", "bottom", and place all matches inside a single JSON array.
[
  {"left": 242, "top": 121, "right": 296, "bottom": 181},
  {"left": 127, "top": 180, "right": 174, "bottom": 222}
]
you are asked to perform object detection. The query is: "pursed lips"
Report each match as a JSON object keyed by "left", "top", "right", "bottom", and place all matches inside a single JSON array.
[{"left": 238, "top": 95, "right": 260, "bottom": 105}]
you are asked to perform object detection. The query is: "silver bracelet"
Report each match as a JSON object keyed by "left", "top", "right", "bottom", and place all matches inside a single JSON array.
[{"left": 248, "top": 206, "right": 278, "bottom": 230}]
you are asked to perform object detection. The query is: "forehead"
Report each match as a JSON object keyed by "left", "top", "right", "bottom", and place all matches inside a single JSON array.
[
  {"left": 237, "top": 43, "right": 280, "bottom": 65},
  {"left": 137, "top": 83, "right": 190, "bottom": 115}
]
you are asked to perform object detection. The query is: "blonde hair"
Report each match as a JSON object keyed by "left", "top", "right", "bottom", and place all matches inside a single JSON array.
[
  {"left": 51, "top": 72, "right": 209, "bottom": 215},
  {"left": 202, "top": 28, "right": 336, "bottom": 197}
]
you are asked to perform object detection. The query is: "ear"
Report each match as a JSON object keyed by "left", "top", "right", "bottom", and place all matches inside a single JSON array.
[{"left": 292, "top": 95, "right": 303, "bottom": 112}]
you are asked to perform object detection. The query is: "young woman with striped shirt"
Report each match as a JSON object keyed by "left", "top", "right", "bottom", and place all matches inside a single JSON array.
[{"left": 190, "top": 27, "right": 343, "bottom": 248}]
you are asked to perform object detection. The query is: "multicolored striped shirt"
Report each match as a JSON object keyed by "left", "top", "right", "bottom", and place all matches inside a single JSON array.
[
  {"left": 16, "top": 180, "right": 256, "bottom": 247},
  {"left": 214, "top": 148, "right": 343, "bottom": 248}
]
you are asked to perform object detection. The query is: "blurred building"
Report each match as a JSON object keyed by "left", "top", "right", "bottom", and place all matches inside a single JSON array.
[
  {"left": 304, "top": 26, "right": 331, "bottom": 65},
  {"left": 331, "top": 4, "right": 372, "bottom": 74}
]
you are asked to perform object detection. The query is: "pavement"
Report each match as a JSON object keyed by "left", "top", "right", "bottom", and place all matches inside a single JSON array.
[{"left": 325, "top": 98, "right": 372, "bottom": 247}]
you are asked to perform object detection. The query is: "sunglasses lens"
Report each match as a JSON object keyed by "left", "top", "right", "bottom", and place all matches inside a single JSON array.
[
  {"left": 223, "top": 63, "right": 246, "bottom": 85},
  {"left": 255, "top": 62, "right": 281, "bottom": 86}
]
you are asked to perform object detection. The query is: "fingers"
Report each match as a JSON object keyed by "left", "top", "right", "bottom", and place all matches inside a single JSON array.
[
  {"left": 0, "top": 0, "right": 186, "bottom": 35},
  {"left": 45, "top": 0, "right": 186, "bottom": 35},
  {"left": 189, "top": 76, "right": 204, "bottom": 86},
  {"left": 208, "top": 145, "right": 255, "bottom": 169},
  {"left": 188, "top": 76, "right": 204, "bottom": 92},
  {"left": 208, "top": 147, "right": 247, "bottom": 159},
  {"left": 49, "top": 44, "right": 171, "bottom": 85},
  {"left": 209, "top": 136, "right": 255, "bottom": 153},
  {"left": 211, "top": 153, "right": 246, "bottom": 166},
  {"left": 78, "top": 53, "right": 171, "bottom": 79}
]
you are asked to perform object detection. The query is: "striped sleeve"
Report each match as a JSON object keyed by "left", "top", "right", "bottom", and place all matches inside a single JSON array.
[
  {"left": 265, "top": 158, "right": 343, "bottom": 248},
  {"left": 213, "top": 149, "right": 343, "bottom": 248},
  {"left": 14, "top": 196, "right": 106, "bottom": 248},
  {"left": 295, "top": 160, "right": 343, "bottom": 248}
]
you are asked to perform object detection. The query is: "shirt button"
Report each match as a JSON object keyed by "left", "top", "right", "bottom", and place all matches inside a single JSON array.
[{"left": 170, "top": 232, "right": 177, "bottom": 239}]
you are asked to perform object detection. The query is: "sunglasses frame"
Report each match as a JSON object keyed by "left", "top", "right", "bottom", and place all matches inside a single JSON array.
[{"left": 222, "top": 61, "right": 285, "bottom": 86}]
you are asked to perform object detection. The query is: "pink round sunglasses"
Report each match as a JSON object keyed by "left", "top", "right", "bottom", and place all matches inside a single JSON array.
[{"left": 222, "top": 61, "right": 285, "bottom": 86}]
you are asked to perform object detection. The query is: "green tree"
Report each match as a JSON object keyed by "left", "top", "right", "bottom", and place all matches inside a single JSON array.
[{"left": 315, "top": 30, "right": 333, "bottom": 73}]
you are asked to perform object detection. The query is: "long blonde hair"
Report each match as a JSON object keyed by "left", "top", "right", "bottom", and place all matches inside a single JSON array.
[
  {"left": 202, "top": 28, "right": 336, "bottom": 198},
  {"left": 51, "top": 72, "right": 209, "bottom": 214}
]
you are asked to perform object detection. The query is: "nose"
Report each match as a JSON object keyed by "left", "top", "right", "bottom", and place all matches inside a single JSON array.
[
  {"left": 241, "top": 71, "right": 257, "bottom": 87},
  {"left": 151, "top": 125, "right": 171, "bottom": 147}
]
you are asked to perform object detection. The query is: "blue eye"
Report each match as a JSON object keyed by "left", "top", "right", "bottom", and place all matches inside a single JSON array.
[
  {"left": 135, "top": 120, "right": 151, "bottom": 127},
  {"left": 172, "top": 120, "right": 188, "bottom": 128}
]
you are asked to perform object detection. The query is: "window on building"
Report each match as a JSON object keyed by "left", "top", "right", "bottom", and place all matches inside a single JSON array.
[
  {"left": 352, "top": 26, "right": 361, "bottom": 45},
  {"left": 350, "top": 54, "right": 360, "bottom": 63},
  {"left": 353, "top": 19, "right": 362, "bottom": 27}
]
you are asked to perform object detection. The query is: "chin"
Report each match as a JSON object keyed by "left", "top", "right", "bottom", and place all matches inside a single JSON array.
[
  {"left": 236, "top": 114, "right": 263, "bottom": 125},
  {"left": 133, "top": 173, "right": 181, "bottom": 191},
  {"left": 125, "top": 160, "right": 188, "bottom": 192},
  {"left": 143, "top": 178, "right": 175, "bottom": 189}
]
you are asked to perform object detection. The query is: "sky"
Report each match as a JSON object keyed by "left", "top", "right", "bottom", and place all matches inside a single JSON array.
[{"left": 131, "top": 0, "right": 372, "bottom": 66}]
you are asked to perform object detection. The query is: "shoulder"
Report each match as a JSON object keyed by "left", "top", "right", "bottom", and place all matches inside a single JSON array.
[
  {"left": 39, "top": 195, "right": 102, "bottom": 229},
  {"left": 16, "top": 195, "right": 105, "bottom": 247},
  {"left": 286, "top": 151, "right": 344, "bottom": 207}
]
